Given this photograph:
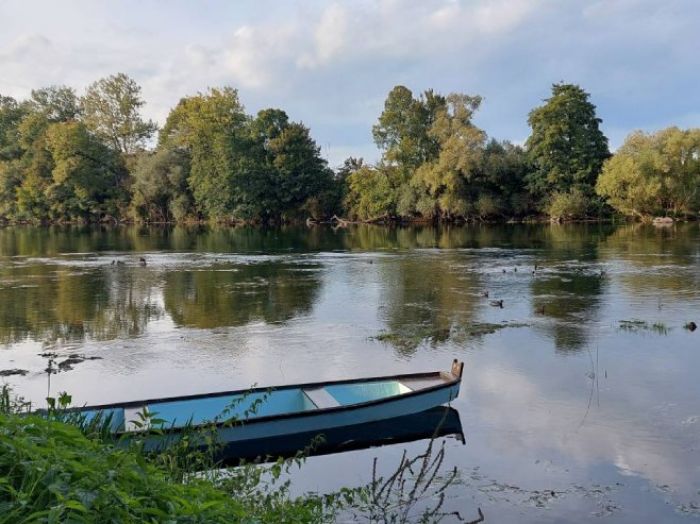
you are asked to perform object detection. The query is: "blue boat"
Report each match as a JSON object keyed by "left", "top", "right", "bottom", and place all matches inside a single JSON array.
[{"left": 75, "top": 359, "right": 464, "bottom": 450}]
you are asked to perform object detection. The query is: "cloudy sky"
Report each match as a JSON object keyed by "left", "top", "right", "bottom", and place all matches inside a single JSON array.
[{"left": 1, "top": 0, "right": 699, "bottom": 166}]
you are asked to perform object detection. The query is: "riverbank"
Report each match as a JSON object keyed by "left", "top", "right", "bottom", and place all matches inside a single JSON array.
[{"left": 0, "top": 407, "right": 334, "bottom": 523}]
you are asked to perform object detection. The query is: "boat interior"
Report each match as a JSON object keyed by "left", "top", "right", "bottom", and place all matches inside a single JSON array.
[{"left": 81, "top": 372, "right": 456, "bottom": 432}]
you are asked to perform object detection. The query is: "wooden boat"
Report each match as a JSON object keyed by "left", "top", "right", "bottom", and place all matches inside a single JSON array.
[{"left": 75, "top": 359, "right": 464, "bottom": 450}]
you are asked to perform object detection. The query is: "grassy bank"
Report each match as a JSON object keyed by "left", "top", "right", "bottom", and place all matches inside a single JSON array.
[{"left": 0, "top": 384, "right": 338, "bottom": 524}]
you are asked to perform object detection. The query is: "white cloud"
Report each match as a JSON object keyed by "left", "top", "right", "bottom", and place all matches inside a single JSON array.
[{"left": 1, "top": 0, "right": 700, "bottom": 165}]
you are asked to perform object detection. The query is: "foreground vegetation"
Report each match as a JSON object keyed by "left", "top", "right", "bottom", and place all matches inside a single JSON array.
[
  {"left": 0, "top": 392, "right": 333, "bottom": 523},
  {"left": 1, "top": 76, "right": 699, "bottom": 224},
  {"left": 0, "top": 388, "right": 473, "bottom": 523}
]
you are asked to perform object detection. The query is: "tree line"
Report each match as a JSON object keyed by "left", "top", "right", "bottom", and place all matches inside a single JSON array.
[{"left": 1, "top": 75, "right": 698, "bottom": 224}]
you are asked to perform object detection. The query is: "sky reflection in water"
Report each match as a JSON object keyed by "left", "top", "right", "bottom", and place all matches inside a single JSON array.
[{"left": 1, "top": 223, "right": 699, "bottom": 522}]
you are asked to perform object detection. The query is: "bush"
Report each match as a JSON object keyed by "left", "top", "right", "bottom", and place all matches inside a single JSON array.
[
  {"left": 546, "top": 189, "right": 590, "bottom": 221},
  {"left": 0, "top": 411, "right": 332, "bottom": 523}
]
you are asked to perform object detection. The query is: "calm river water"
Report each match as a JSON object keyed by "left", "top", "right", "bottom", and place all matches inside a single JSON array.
[{"left": 1, "top": 224, "right": 699, "bottom": 522}]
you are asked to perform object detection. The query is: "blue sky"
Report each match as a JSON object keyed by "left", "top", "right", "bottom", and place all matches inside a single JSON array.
[{"left": 1, "top": 0, "right": 699, "bottom": 167}]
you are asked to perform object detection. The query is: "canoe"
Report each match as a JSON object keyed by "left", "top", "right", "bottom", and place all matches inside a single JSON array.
[
  {"left": 74, "top": 359, "right": 464, "bottom": 450},
  {"left": 216, "top": 406, "right": 464, "bottom": 465}
]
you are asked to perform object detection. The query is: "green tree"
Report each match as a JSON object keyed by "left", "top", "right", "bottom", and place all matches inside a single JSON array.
[
  {"left": 159, "top": 87, "right": 249, "bottom": 220},
  {"left": 0, "top": 95, "right": 27, "bottom": 162},
  {"left": 344, "top": 165, "right": 396, "bottom": 220},
  {"left": 476, "top": 140, "right": 534, "bottom": 217},
  {"left": 13, "top": 87, "right": 83, "bottom": 221},
  {"left": 131, "top": 147, "right": 194, "bottom": 222},
  {"left": 0, "top": 95, "right": 28, "bottom": 218},
  {"left": 266, "top": 120, "right": 335, "bottom": 220},
  {"left": 411, "top": 93, "right": 486, "bottom": 219},
  {"left": 29, "top": 86, "right": 81, "bottom": 122},
  {"left": 45, "top": 121, "right": 127, "bottom": 220},
  {"left": 526, "top": 83, "right": 609, "bottom": 216},
  {"left": 596, "top": 127, "right": 700, "bottom": 218},
  {"left": 82, "top": 73, "right": 157, "bottom": 155},
  {"left": 372, "top": 86, "right": 445, "bottom": 171}
]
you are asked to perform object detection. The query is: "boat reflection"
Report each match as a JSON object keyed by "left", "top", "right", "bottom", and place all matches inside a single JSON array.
[{"left": 215, "top": 406, "right": 464, "bottom": 465}]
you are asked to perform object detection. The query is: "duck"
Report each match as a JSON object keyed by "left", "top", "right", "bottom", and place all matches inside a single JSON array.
[
  {"left": 489, "top": 299, "right": 504, "bottom": 308},
  {"left": 139, "top": 257, "right": 147, "bottom": 266}
]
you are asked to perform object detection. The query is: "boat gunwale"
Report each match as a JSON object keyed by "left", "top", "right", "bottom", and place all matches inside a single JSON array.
[{"left": 64, "top": 368, "right": 463, "bottom": 435}]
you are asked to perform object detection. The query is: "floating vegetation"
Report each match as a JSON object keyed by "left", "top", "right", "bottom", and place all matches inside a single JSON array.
[
  {"left": 462, "top": 466, "right": 622, "bottom": 516},
  {"left": 373, "top": 322, "right": 529, "bottom": 352},
  {"left": 618, "top": 320, "right": 671, "bottom": 335},
  {"left": 0, "top": 369, "right": 29, "bottom": 377},
  {"left": 45, "top": 353, "right": 103, "bottom": 373}
]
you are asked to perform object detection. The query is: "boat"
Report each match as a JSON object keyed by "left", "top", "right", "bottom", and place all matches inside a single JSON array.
[{"left": 72, "top": 359, "right": 464, "bottom": 451}]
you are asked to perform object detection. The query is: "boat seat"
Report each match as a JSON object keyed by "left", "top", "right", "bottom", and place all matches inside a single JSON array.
[
  {"left": 303, "top": 388, "right": 340, "bottom": 409},
  {"left": 123, "top": 406, "right": 151, "bottom": 432}
]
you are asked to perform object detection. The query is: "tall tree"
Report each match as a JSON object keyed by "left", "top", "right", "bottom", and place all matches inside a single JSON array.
[
  {"left": 526, "top": 83, "right": 609, "bottom": 214},
  {"left": 159, "top": 87, "right": 249, "bottom": 220},
  {"left": 0, "top": 95, "right": 27, "bottom": 162},
  {"left": 44, "top": 121, "right": 127, "bottom": 220},
  {"left": 372, "top": 86, "right": 446, "bottom": 171},
  {"left": 412, "top": 93, "right": 486, "bottom": 219},
  {"left": 0, "top": 95, "right": 28, "bottom": 218},
  {"left": 82, "top": 73, "right": 157, "bottom": 155},
  {"left": 29, "top": 86, "right": 81, "bottom": 122}
]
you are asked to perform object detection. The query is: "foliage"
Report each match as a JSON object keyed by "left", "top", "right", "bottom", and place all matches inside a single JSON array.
[
  {"left": 81, "top": 73, "right": 157, "bottom": 155},
  {"left": 345, "top": 165, "right": 396, "bottom": 220},
  {"left": 159, "top": 91, "right": 335, "bottom": 222},
  {"left": 45, "top": 121, "right": 128, "bottom": 220},
  {"left": 3, "top": 78, "right": 695, "bottom": 224},
  {"left": 372, "top": 86, "right": 445, "bottom": 172},
  {"left": 411, "top": 94, "right": 486, "bottom": 219},
  {"left": 0, "top": 386, "right": 334, "bottom": 523},
  {"left": 159, "top": 87, "right": 248, "bottom": 220},
  {"left": 352, "top": 86, "right": 537, "bottom": 222},
  {"left": 596, "top": 127, "right": 700, "bottom": 218},
  {"left": 131, "top": 147, "right": 194, "bottom": 222},
  {"left": 526, "top": 83, "right": 609, "bottom": 213},
  {"left": 546, "top": 189, "right": 591, "bottom": 221}
]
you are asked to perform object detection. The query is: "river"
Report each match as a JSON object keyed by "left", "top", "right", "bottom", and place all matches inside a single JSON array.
[{"left": 1, "top": 223, "right": 699, "bottom": 522}]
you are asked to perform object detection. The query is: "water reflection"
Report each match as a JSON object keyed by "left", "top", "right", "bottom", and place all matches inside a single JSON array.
[
  {"left": 0, "top": 263, "right": 161, "bottom": 345},
  {"left": 163, "top": 261, "right": 322, "bottom": 329},
  {"left": 216, "top": 406, "right": 463, "bottom": 465},
  {"left": 2, "top": 223, "right": 700, "bottom": 522}
]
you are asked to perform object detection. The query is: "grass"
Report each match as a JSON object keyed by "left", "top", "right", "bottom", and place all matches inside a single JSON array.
[{"left": 0, "top": 386, "right": 334, "bottom": 523}]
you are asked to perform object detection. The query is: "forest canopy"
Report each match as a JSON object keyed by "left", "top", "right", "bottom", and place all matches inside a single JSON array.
[{"left": 1, "top": 76, "right": 698, "bottom": 224}]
